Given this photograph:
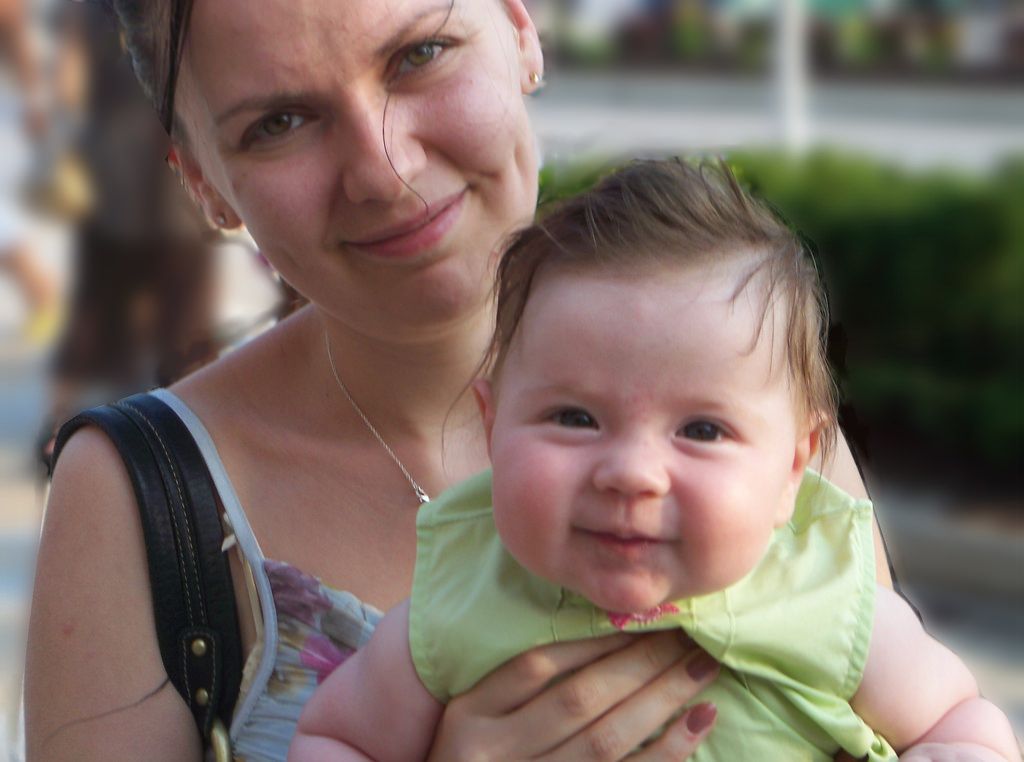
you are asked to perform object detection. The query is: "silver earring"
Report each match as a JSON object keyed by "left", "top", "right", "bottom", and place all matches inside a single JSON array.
[{"left": 215, "top": 213, "right": 227, "bottom": 227}]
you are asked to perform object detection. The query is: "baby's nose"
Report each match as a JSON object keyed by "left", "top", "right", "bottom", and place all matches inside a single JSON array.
[{"left": 591, "top": 439, "right": 671, "bottom": 498}]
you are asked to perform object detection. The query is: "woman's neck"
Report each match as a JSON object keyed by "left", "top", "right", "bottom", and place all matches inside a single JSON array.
[{"left": 313, "top": 303, "right": 494, "bottom": 443}]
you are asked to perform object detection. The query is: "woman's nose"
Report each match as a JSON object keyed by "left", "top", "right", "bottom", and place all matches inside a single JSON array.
[
  {"left": 336, "top": 94, "right": 427, "bottom": 205},
  {"left": 592, "top": 439, "right": 671, "bottom": 498}
]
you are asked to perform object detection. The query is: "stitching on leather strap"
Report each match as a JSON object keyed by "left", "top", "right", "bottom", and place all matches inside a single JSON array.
[
  {"left": 121, "top": 401, "right": 203, "bottom": 625},
  {"left": 181, "top": 637, "right": 193, "bottom": 709}
]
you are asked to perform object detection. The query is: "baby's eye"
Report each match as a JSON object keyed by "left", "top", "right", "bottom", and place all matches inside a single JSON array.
[
  {"left": 679, "top": 421, "right": 723, "bottom": 442},
  {"left": 248, "top": 112, "right": 306, "bottom": 144},
  {"left": 551, "top": 408, "right": 598, "bottom": 429},
  {"left": 397, "top": 41, "right": 446, "bottom": 74}
]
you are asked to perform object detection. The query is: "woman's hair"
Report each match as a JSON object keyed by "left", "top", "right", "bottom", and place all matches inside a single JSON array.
[
  {"left": 490, "top": 158, "right": 838, "bottom": 453},
  {"left": 105, "top": 0, "right": 194, "bottom": 136}
]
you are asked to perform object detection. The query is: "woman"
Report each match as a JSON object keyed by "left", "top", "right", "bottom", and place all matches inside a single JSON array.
[{"left": 25, "top": 1, "right": 890, "bottom": 760}]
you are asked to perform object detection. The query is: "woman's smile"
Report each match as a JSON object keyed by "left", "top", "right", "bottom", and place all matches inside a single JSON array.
[{"left": 344, "top": 189, "right": 467, "bottom": 260}]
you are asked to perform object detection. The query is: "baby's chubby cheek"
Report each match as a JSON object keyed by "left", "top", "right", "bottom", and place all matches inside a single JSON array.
[
  {"left": 692, "top": 518, "right": 778, "bottom": 593},
  {"left": 490, "top": 464, "right": 568, "bottom": 582}
]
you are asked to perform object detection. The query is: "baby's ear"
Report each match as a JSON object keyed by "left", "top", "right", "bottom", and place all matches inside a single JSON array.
[
  {"left": 471, "top": 379, "right": 496, "bottom": 459},
  {"left": 774, "top": 423, "right": 822, "bottom": 527}
]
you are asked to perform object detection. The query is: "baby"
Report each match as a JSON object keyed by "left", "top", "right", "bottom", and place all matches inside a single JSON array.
[{"left": 290, "top": 160, "right": 1019, "bottom": 761}]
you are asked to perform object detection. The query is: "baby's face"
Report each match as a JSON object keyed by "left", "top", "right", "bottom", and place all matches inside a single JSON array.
[{"left": 478, "top": 265, "right": 817, "bottom": 614}]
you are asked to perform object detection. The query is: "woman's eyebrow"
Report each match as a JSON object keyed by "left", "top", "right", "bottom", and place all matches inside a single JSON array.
[
  {"left": 215, "top": 91, "right": 311, "bottom": 128},
  {"left": 373, "top": 1, "right": 456, "bottom": 59},
  {"left": 215, "top": 3, "right": 455, "bottom": 128}
]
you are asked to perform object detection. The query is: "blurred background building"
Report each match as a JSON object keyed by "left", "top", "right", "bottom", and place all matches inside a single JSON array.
[
  {"left": 531, "top": 0, "right": 1022, "bottom": 79},
  {"left": 1, "top": 0, "right": 1021, "bottom": 756}
]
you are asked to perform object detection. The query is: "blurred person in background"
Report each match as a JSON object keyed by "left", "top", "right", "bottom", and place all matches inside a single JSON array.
[
  {"left": 0, "top": 0, "right": 59, "bottom": 344},
  {"left": 40, "top": 1, "right": 219, "bottom": 458}
]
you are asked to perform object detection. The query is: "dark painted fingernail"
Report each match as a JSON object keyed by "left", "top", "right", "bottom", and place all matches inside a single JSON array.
[
  {"left": 686, "top": 702, "right": 717, "bottom": 735},
  {"left": 686, "top": 651, "right": 719, "bottom": 681}
]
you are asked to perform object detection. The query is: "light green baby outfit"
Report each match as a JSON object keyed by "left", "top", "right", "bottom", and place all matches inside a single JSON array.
[{"left": 410, "top": 469, "right": 898, "bottom": 760}]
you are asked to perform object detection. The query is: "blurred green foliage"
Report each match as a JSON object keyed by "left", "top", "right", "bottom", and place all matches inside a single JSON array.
[{"left": 538, "top": 151, "right": 1024, "bottom": 472}]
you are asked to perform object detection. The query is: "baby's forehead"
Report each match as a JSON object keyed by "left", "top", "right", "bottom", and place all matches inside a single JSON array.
[
  {"left": 538, "top": 245, "right": 769, "bottom": 290},
  {"left": 518, "top": 261, "right": 808, "bottom": 401},
  {"left": 531, "top": 253, "right": 784, "bottom": 328},
  {"left": 527, "top": 262, "right": 792, "bottom": 360}
]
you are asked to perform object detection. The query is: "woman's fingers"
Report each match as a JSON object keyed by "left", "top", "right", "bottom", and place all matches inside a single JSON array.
[
  {"left": 469, "top": 633, "right": 638, "bottom": 715},
  {"left": 534, "top": 635, "right": 719, "bottom": 761},
  {"left": 427, "top": 634, "right": 640, "bottom": 761},
  {"left": 627, "top": 703, "right": 717, "bottom": 761},
  {"left": 430, "top": 632, "right": 718, "bottom": 762}
]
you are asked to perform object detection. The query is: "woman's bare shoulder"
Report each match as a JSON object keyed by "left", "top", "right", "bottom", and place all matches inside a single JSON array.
[
  {"left": 26, "top": 428, "right": 200, "bottom": 760},
  {"left": 23, "top": 311, "right": 316, "bottom": 758}
]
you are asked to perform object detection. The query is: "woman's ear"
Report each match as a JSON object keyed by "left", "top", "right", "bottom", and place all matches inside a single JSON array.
[
  {"left": 774, "top": 423, "right": 822, "bottom": 527},
  {"left": 501, "top": 0, "right": 544, "bottom": 94},
  {"left": 471, "top": 379, "right": 497, "bottom": 459},
  {"left": 167, "top": 145, "right": 241, "bottom": 229}
]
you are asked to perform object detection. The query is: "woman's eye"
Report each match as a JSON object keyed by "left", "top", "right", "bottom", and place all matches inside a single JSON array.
[
  {"left": 249, "top": 112, "right": 305, "bottom": 143},
  {"left": 680, "top": 421, "right": 723, "bottom": 442},
  {"left": 398, "top": 41, "right": 445, "bottom": 74},
  {"left": 552, "top": 408, "right": 597, "bottom": 429}
]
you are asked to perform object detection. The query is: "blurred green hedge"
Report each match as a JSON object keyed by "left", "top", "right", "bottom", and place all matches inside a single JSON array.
[{"left": 538, "top": 151, "right": 1024, "bottom": 471}]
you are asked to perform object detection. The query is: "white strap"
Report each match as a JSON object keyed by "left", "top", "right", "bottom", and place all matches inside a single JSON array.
[{"left": 151, "top": 388, "right": 280, "bottom": 740}]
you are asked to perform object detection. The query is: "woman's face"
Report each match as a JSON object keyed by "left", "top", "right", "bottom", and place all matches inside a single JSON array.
[{"left": 176, "top": 0, "right": 543, "bottom": 338}]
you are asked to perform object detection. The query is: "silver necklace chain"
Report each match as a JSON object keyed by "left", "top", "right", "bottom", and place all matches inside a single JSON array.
[{"left": 324, "top": 332, "right": 430, "bottom": 505}]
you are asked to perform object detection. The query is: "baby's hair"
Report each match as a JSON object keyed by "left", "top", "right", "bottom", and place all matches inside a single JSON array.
[{"left": 489, "top": 158, "right": 838, "bottom": 458}]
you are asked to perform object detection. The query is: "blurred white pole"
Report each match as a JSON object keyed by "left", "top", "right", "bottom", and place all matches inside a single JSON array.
[{"left": 777, "top": 0, "right": 810, "bottom": 152}]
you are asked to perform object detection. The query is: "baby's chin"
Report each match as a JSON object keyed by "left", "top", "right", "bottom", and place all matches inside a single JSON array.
[
  {"left": 574, "top": 574, "right": 735, "bottom": 616},
  {"left": 576, "top": 582, "right": 683, "bottom": 617}
]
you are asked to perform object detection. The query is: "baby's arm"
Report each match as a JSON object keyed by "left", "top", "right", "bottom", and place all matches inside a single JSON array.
[
  {"left": 289, "top": 600, "right": 443, "bottom": 762},
  {"left": 853, "top": 585, "right": 1020, "bottom": 760}
]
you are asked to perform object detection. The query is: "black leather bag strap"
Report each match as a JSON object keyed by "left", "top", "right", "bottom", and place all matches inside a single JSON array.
[{"left": 53, "top": 392, "right": 243, "bottom": 745}]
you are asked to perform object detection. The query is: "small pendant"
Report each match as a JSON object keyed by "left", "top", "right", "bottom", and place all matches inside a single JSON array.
[{"left": 415, "top": 486, "right": 431, "bottom": 505}]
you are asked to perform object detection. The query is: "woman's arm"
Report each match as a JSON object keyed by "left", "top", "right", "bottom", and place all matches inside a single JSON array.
[
  {"left": 815, "top": 434, "right": 893, "bottom": 588},
  {"left": 24, "top": 429, "right": 201, "bottom": 761},
  {"left": 427, "top": 630, "right": 720, "bottom": 761}
]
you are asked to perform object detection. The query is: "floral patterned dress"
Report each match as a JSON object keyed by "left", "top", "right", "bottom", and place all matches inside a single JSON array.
[{"left": 230, "top": 560, "right": 381, "bottom": 760}]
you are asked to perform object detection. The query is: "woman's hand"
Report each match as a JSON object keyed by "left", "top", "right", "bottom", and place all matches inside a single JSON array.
[{"left": 426, "top": 630, "right": 719, "bottom": 761}]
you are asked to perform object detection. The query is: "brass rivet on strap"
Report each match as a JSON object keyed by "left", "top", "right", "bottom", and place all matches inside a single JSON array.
[
  {"left": 195, "top": 688, "right": 210, "bottom": 707},
  {"left": 191, "top": 638, "right": 208, "bottom": 657}
]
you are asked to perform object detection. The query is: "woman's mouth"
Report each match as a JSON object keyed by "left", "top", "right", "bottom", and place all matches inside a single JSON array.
[{"left": 345, "top": 190, "right": 466, "bottom": 260}]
